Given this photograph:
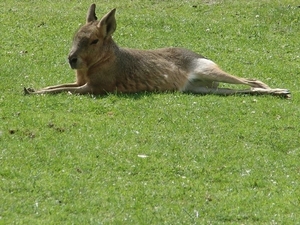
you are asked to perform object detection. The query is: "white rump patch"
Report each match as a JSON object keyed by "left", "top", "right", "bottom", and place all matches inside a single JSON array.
[
  {"left": 187, "top": 58, "right": 217, "bottom": 81},
  {"left": 193, "top": 58, "right": 216, "bottom": 73},
  {"left": 188, "top": 58, "right": 218, "bottom": 84}
]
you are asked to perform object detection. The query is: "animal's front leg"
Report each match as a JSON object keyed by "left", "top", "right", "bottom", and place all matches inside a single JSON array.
[
  {"left": 41, "top": 82, "right": 79, "bottom": 90},
  {"left": 24, "top": 83, "right": 93, "bottom": 95}
]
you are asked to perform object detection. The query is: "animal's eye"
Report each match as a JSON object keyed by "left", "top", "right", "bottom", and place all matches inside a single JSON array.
[{"left": 90, "top": 39, "right": 99, "bottom": 45}]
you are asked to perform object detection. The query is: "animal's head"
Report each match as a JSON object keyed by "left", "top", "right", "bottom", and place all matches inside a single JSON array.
[{"left": 68, "top": 4, "right": 116, "bottom": 70}]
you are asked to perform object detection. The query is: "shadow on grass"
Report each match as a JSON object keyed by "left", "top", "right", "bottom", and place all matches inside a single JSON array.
[
  {"left": 90, "top": 91, "right": 172, "bottom": 100},
  {"left": 87, "top": 90, "right": 291, "bottom": 100}
]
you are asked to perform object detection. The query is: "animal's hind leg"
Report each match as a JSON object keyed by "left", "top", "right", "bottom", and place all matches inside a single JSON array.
[
  {"left": 183, "top": 84, "right": 291, "bottom": 98},
  {"left": 190, "top": 58, "right": 271, "bottom": 89},
  {"left": 184, "top": 58, "right": 291, "bottom": 98},
  {"left": 211, "top": 67, "right": 271, "bottom": 89}
]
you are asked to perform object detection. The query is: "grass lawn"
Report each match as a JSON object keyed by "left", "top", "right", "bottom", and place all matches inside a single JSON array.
[{"left": 1, "top": 0, "right": 300, "bottom": 224}]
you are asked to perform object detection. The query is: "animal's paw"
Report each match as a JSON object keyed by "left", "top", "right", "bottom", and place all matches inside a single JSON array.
[
  {"left": 24, "top": 87, "right": 35, "bottom": 95},
  {"left": 270, "top": 89, "right": 291, "bottom": 99},
  {"left": 251, "top": 88, "right": 291, "bottom": 99}
]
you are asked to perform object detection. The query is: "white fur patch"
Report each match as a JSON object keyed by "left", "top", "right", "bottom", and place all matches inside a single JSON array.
[
  {"left": 193, "top": 58, "right": 216, "bottom": 73},
  {"left": 187, "top": 58, "right": 217, "bottom": 81}
]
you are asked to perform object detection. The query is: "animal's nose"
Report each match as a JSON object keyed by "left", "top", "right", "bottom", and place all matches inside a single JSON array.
[
  {"left": 68, "top": 56, "right": 78, "bottom": 69},
  {"left": 69, "top": 57, "right": 77, "bottom": 65}
]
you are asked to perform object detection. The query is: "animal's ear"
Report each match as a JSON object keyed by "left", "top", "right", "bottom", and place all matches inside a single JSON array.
[
  {"left": 86, "top": 4, "right": 97, "bottom": 23},
  {"left": 97, "top": 9, "right": 117, "bottom": 38}
]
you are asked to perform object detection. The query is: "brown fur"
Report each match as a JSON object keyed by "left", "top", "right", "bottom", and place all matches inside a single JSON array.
[{"left": 24, "top": 4, "right": 290, "bottom": 98}]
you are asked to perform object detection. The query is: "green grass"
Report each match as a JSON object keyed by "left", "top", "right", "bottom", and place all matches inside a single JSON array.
[{"left": 1, "top": 0, "right": 300, "bottom": 224}]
